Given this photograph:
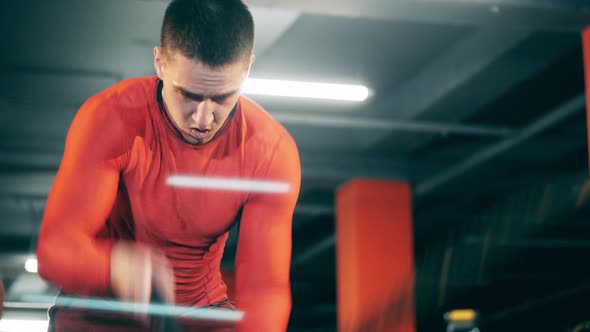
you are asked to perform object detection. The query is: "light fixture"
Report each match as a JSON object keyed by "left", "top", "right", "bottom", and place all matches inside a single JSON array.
[
  {"left": 242, "top": 78, "right": 369, "bottom": 102},
  {"left": 0, "top": 319, "right": 48, "bottom": 332},
  {"left": 24, "top": 258, "right": 38, "bottom": 273}
]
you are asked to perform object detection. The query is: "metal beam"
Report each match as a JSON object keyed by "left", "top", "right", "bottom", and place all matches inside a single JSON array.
[
  {"left": 416, "top": 94, "right": 585, "bottom": 196},
  {"left": 4, "top": 65, "right": 122, "bottom": 82},
  {"left": 273, "top": 112, "right": 514, "bottom": 137},
  {"left": 375, "top": 26, "right": 531, "bottom": 119},
  {"left": 0, "top": 173, "right": 56, "bottom": 197},
  {"left": 453, "top": 0, "right": 588, "bottom": 10},
  {"left": 0, "top": 196, "right": 45, "bottom": 237},
  {"left": 463, "top": 236, "right": 590, "bottom": 249},
  {"left": 2, "top": 67, "right": 120, "bottom": 108},
  {"left": 293, "top": 204, "right": 334, "bottom": 216},
  {"left": 0, "top": 151, "right": 63, "bottom": 171},
  {"left": 245, "top": 0, "right": 590, "bottom": 31},
  {"left": 291, "top": 234, "right": 335, "bottom": 268}
]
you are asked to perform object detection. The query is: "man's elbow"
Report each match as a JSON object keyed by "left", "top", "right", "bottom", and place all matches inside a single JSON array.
[
  {"left": 236, "top": 285, "right": 292, "bottom": 332},
  {"left": 35, "top": 223, "right": 75, "bottom": 285},
  {"left": 35, "top": 229, "right": 59, "bottom": 283},
  {"left": 237, "top": 282, "right": 292, "bottom": 309}
]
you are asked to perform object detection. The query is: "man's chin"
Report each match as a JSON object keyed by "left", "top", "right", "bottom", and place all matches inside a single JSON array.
[{"left": 188, "top": 138, "right": 209, "bottom": 145}]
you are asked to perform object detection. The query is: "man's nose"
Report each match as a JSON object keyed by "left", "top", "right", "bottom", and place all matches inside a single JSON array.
[{"left": 192, "top": 100, "right": 214, "bottom": 129}]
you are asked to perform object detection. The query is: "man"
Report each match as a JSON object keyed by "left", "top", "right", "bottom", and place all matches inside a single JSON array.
[{"left": 36, "top": 0, "right": 301, "bottom": 331}]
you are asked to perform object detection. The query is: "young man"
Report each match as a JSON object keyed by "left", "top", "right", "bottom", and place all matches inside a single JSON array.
[{"left": 36, "top": 0, "right": 301, "bottom": 331}]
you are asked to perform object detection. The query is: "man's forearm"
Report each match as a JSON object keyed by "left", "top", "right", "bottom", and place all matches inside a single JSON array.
[
  {"left": 236, "top": 285, "right": 292, "bottom": 332},
  {"left": 37, "top": 231, "right": 114, "bottom": 296}
]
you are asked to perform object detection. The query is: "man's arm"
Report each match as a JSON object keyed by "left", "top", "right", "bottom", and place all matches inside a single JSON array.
[
  {"left": 234, "top": 132, "right": 301, "bottom": 331},
  {"left": 36, "top": 95, "right": 130, "bottom": 296}
]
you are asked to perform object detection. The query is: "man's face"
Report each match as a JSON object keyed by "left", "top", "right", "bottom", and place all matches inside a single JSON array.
[{"left": 154, "top": 47, "right": 253, "bottom": 144}]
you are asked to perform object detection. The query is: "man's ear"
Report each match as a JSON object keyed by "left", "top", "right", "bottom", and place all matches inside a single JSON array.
[
  {"left": 153, "top": 46, "right": 165, "bottom": 79},
  {"left": 245, "top": 54, "right": 255, "bottom": 78}
]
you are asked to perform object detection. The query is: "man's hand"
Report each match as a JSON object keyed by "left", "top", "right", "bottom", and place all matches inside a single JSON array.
[{"left": 110, "top": 242, "right": 175, "bottom": 305}]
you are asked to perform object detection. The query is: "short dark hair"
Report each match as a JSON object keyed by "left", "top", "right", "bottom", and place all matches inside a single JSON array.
[{"left": 160, "top": 0, "right": 255, "bottom": 67}]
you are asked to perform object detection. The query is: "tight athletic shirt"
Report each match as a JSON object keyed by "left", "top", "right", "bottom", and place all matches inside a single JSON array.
[{"left": 36, "top": 76, "right": 301, "bottom": 331}]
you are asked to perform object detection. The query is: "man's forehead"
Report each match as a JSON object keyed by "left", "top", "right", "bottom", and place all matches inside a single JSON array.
[
  {"left": 163, "top": 51, "right": 248, "bottom": 96},
  {"left": 171, "top": 79, "right": 239, "bottom": 98},
  {"left": 166, "top": 51, "right": 246, "bottom": 72},
  {"left": 170, "top": 60, "right": 245, "bottom": 83},
  {"left": 164, "top": 47, "right": 251, "bottom": 67}
]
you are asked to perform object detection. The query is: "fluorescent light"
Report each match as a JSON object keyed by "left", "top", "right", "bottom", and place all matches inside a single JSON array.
[
  {"left": 167, "top": 176, "right": 290, "bottom": 193},
  {"left": 24, "top": 258, "right": 37, "bottom": 273},
  {"left": 242, "top": 78, "right": 369, "bottom": 101},
  {"left": 0, "top": 319, "right": 48, "bottom": 332}
]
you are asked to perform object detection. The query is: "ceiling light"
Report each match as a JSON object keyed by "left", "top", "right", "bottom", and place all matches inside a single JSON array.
[
  {"left": 242, "top": 78, "right": 369, "bottom": 101},
  {"left": 24, "top": 258, "right": 38, "bottom": 273}
]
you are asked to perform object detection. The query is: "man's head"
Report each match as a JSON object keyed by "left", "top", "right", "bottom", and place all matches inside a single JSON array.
[{"left": 154, "top": 0, "right": 255, "bottom": 144}]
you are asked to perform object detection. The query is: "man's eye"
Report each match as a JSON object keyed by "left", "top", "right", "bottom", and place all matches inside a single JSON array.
[
  {"left": 178, "top": 91, "right": 202, "bottom": 102},
  {"left": 213, "top": 96, "right": 229, "bottom": 104}
]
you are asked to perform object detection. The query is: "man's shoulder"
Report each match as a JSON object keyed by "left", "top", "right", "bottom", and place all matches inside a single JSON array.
[
  {"left": 67, "top": 77, "right": 157, "bottom": 148},
  {"left": 238, "top": 96, "right": 292, "bottom": 144},
  {"left": 237, "top": 96, "right": 299, "bottom": 163},
  {"left": 79, "top": 76, "right": 157, "bottom": 127},
  {"left": 237, "top": 96, "right": 301, "bottom": 180},
  {"left": 90, "top": 76, "right": 157, "bottom": 109}
]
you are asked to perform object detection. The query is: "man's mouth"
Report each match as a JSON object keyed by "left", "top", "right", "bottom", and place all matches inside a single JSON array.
[{"left": 189, "top": 128, "right": 210, "bottom": 139}]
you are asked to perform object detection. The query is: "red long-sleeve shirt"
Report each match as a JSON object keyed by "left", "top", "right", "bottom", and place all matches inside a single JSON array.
[{"left": 36, "top": 76, "right": 301, "bottom": 331}]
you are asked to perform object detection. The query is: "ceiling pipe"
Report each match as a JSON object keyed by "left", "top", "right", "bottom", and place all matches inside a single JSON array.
[{"left": 274, "top": 113, "right": 514, "bottom": 137}]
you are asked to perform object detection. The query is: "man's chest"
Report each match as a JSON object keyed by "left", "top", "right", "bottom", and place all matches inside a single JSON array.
[{"left": 120, "top": 138, "right": 248, "bottom": 240}]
